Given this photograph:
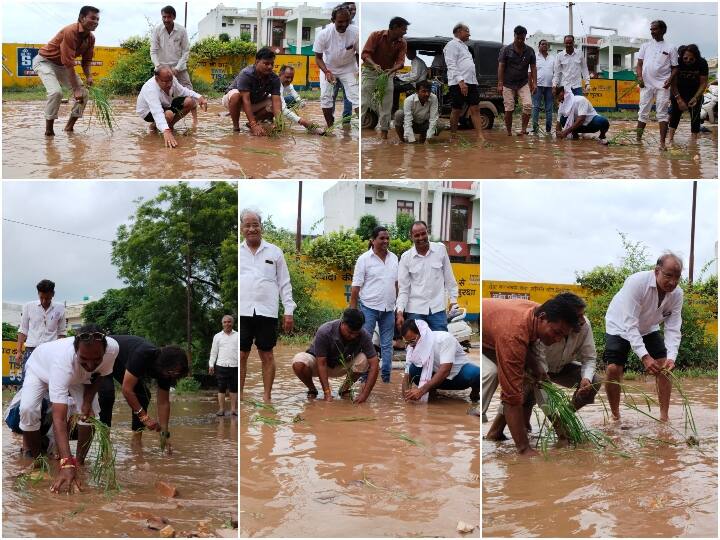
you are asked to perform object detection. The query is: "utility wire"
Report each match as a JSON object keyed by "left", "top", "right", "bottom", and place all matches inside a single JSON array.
[
  {"left": 600, "top": 3, "right": 717, "bottom": 17},
  {"left": 3, "top": 218, "right": 113, "bottom": 243},
  {"left": 483, "top": 241, "right": 537, "bottom": 279}
]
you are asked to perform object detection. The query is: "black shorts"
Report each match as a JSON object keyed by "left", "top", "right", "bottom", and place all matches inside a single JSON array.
[
  {"left": 603, "top": 331, "right": 667, "bottom": 367},
  {"left": 215, "top": 365, "right": 238, "bottom": 393},
  {"left": 144, "top": 96, "right": 187, "bottom": 122},
  {"left": 240, "top": 314, "right": 278, "bottom": 352},
  {"left": 449, "top": 83, "right": 480, "bottom": 109}
]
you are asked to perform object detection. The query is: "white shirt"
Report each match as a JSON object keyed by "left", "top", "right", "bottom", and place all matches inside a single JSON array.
[
  {"left": 535, "top": 52, "right": 555, "bottom": 87},
  {"left": 404, "top": 331, "right": 468, "bottom": 380},
  {"left": 351, "top": 248, "right": 399, "bottom": 311},
  {"left": 27, "top": 336, "right": 119, "bottom": 404},
  {"left": 19, "top": 301, "right": 67, "bottom": 347},
  {"left": 397, "top": 56, "right": 428, "bottom": 84},
  {"left": 281, "top": 83, "right": 302, "bottom": 124},
  {"left": 638, "top": 39, "right": 678, "bottom": 89},
  {"left": 533, "top": 316, "right": 596, "bottom": 380},
  {"left": 443, "top": 38, "right": 477, "bottom": 86},
  {"left": 397, "top": 242, "right": 459, "bottom": 315},
  {"left": 313, "top": 24, "right": 359, "bottom": 75},
  {"left": 605, "top": 270, "right": 683, "bottom": 360},
  {"left": 402, "top": 93, "right": 439, "bottom": 143},
  {"left": 240, "top": 239, "right": 296, "bottom": 318},
  {"left": 135, "top": 76, "right": 202, "bottom": 132},
  {"left": 209, "top": 330, "right": 239, "bottom": 368},
  {"left": 552, "top": 49, "right": 590, "bottom": 89},
  {"left": 561, "top": 95, "right": 598, "bottom": 129},
  {"left": 150, "top": 23, "right": 190, "bottom": 71}
]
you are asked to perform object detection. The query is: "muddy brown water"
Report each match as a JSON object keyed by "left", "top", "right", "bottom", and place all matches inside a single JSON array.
[
  {"left": 482, "top": 377, "right": 718, "bottom": 538},
  {"left": 240, "top": 344, "right": 480, "bottom": 538},
  {"left": 361, "top": 122, "right": 718, "bottom": 179},
  {"left": 2, "top": 100, "right": 358, "bottom": 179},
  {"left": 2, "top": 391, "right": 237, "bottom": 538}
]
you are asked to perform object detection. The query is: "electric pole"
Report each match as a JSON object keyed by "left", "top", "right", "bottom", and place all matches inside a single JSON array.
[
  {"left": 501, "top": 2, "right": 506, "bottom": 43},
  {"left": 184, "top": 1, "right": 187, "bottom": 28},
  {"left": 296, "top": 181, "right": 303, "bottom": 253},
  {"left": 257, "top": 2, "right": 262, "bottom": 49},
  {"left": 568, "top": 2, "right": 574, "bottom": 35},
  {"left": 689, "top": 181, "right": 697, "bottom": 285}
]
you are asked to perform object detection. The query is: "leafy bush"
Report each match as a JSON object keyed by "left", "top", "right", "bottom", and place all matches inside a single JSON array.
[
  {"left": 101, "top": 37, "right": 154, "bottom": 94},
  {"left": 190, "top": 37, "right": 256, "bottom": 62},
  {"left": 175, "top": 376, "right": 201, "bottom": 393},
  {"left": 389, "top": 238, "right": 412, "bottom": 258},
  {"left": 356, "top": 214, "right": 379, "bottom": 240},
  {"left": 240, "top": 31, "right": 252, "bottom": 42},
  {"left": 307, "top": 230, "right": 368, "bottom": 271},
  {"left": 119, "top": 35, "right": 149, "bottom": 51},
  {"left": 389, "top": 212, "right": 414, "bottom": 242},
  {"left": 218, "top": 33, "right": 230, "bottom": 43},
  {"left": 2, "top": 322, "right": 18, "bottom": 341}
]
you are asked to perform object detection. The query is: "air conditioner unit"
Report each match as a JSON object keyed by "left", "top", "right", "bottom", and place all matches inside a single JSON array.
[{"left": 376, "top": 189, "right": 388, "bottom": 201}]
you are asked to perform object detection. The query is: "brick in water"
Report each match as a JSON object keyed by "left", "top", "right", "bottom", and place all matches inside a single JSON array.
[
  {"left": 155, "top": 480, "right": 178, "bottom": 498},
  {"left": 159, "top": 525, "right": 176, "bottom": 538}
]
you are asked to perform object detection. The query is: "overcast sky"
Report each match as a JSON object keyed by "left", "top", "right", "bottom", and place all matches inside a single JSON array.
[
  {"left": 2, "top": 0, "right": 335, "bottom": 46},
  {"left": 2, "top": 181, "right": 215, "bottom": 304},
  {"left": 239, "top": 180, "right": 331, "bottom": 235},
  {"left": 361, "top": 1, "right": 718, "bottom": 64},
  {"left": 483, "top": 181, "right": 718, "bottom": 284}
]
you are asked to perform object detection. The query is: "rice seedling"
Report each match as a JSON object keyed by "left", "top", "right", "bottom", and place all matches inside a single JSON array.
[
  {"left": 87, "top": 86, "right": 117, "bottom": 132},
  {"left": 370, "top": 71, "right": 390, "bottom": 109},
  {"left": 336, "top": 350, "right": 356, "bottom": 401},
  {"left": 252, "top": 414, "right": 284, "bottom": 427},
  {"left": 360, "top": 468, "right": 414, "bottom": 500},
  {"left": 662, "top": 369, "right": 698, "bottom": 438},
  {"left": 323, "top": 114, "right": 355, "bottom": 136},
  {"left": 388, "top": 430, "right": 425, "bottom": 447},
  {"left": 84, "top": 416, "right": 120, "bottom": 493},
  {"left": 607, "top": 128, "right": 642, "bottom": 146},
  {"left": 241, "top": 147, "right": 281, "bottom": 156},
  {"left": 244, "top": 398, "right": 277, "bottom": 413},
  {"left": 267, "top": 114, "right": 291, "bottom": 138},
  {"left": 14, "top": 455, "right": 50, "bottom": 492},
  {"left": 456, "top": 134, "right": 474, "bottom": 149}
]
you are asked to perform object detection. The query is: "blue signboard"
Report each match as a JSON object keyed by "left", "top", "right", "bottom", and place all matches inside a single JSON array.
[{"left": 17, "top": 47, "right": 39, "bottom": 77}]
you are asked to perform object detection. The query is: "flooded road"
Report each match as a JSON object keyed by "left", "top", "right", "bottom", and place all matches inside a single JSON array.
[
  {"left": 2, "top": 390, "right": 237, "bottom": 538},
  {"left": 482, "top": 377, "right": 718, "bottom": 538},
  {"left": 361, "top": 122, "right": 717, "bottom": 179},
  {"left": 2, "top": 99, "right": 358, "bottom": 179},
  {"left": 240, "top": 344, "right": 480, "bottom": 538}
]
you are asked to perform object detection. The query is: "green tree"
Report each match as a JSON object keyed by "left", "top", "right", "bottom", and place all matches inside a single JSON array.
[
  {"left": 218, "top": 32, "right": 231, "bottom": 42},
  {"left": 388, "top": 212, "right": 414, "bottom": 242},
  {"left": 306, "top": 229, "right": 367, "bottom": 271},
  {"left": 240, "top": 31, "right": 252, "bottom": 42},
  {"left": 112, "top": 182, "right": 238, "bottom": 373},
  {"left": 2, "top": 322, "right": 18, "bottom": 341},
  {"left": 356, "top": 214, "right": 379, "bottom": 240},
  {"left": 81, "top": 288, "right": 137, "bottom": 334}
]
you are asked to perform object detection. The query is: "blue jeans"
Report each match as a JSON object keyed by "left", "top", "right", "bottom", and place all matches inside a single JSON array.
[
  {"left": 359, "top": 303, "right": 395, "bottom": 380},
  {"left": 408, "top": 362, "right": 480, "bottom": 395},
  {"left": 531, "top": 86, "right": 553, "bottom": 131},
  {"left": 407, "top": 310, "right": 448, "bottom": 332},
  {"left": 575, "top": 114, "right": 609, "bottom": 135},
  {"left": 284, "top": 95, "right": 298, "bottom": 107},
  {"left": 571, "top": 87, "right": 583, "bottom": 96},
  {"left": 333, "top": 79, "right": 352, "bottom": 120}
]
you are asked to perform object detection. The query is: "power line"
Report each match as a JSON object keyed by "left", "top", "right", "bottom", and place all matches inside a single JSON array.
[
  {"left": 3, "top": 218, "right": 113, "bottom": 243},
  {"left": 601, "top": 2, "right": 717, "bottom": 17}
]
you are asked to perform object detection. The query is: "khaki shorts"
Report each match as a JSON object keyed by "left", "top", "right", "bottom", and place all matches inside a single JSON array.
[
  {"left": 222, "top": 88, "right": 240, "bottom": 110},
  {"left": 292, "top": 352, "right": 369, "bottom": 378},
  {"left": 502, "top": 84, "right": 532, "bottom": 113}
]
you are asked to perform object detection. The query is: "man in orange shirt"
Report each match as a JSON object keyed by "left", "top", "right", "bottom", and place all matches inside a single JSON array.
[
  {"left": 482, "top": 295, "right": 581, "bottom": 455},
  {"left": 31, "top": 6, "right": 99, "bottom": 136}
]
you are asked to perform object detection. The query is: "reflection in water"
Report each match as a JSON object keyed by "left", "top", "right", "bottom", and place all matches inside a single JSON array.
[
  {"left": 483, "top": 378, "right": 718, "bottom": 538},
  {"left": 2, "top": 100, "right": 358, "bottom": 179},
  {"left": 2, "top": 391, "right": 237, "bottom": 538},
  {"left": 361, "top": 123, "right": 717, "bottom": 179},
  {"left": 240, "top": 344, "right": 480, "bottom": 538}
]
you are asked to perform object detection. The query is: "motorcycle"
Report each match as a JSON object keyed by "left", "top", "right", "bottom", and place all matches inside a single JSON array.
[{"left": 700, "top": 83, "right": 718, "bottom": 125}]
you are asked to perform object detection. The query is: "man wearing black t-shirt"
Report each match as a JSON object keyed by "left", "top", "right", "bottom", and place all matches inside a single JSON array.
[{"left": 98, "top": 335, "right": 188, "bottom": 453}]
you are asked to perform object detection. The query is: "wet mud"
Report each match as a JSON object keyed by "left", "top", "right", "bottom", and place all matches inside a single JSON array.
[
  {"left": 482, "top": 377, "right": 718, "bottom": 538},
  {"left": 2, "top": 391, "right": 237, "bottom": 538},
  {"left": 240, "top": 344, "right": 480, "bottom": 538},
  {"left": 2, "top": 100, "right": 358, "bottom": 179},
  {"left": 361, "top": 122, "right": 717, "bottom": 179}
]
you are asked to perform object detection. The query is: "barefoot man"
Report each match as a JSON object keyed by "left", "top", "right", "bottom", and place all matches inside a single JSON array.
[
  {"left": 32, "top": 5, "right": 100, "bottom": 136},
  {"left": 604, "top": 252, "right": 684, "bottom": 422}
]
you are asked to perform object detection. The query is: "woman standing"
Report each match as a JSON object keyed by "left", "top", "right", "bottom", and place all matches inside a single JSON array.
[{"left": 669, "top": 44, "right": 708, "bottom": 144}]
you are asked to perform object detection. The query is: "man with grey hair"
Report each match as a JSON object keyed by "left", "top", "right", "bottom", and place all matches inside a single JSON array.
[
  {"left": 604, "top": 252, "right": 684, "bottom": 422},
  {"left": 210, "top": 314, "right": 239, "bottom": 416},
  {"left": 240, "top": 209, "right": 296, "bottom": 402}
]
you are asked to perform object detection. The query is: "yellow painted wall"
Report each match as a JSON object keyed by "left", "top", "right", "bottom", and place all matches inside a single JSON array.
[
  {"left": 616, "top": 80, "right": 640, "bottom": 106},
  {"left": 587, "top": 78, "right": 617, "bottom": 109},
  {"left": 483, "top": 280, "right": 588, "bottom": 304},
  {"left": 2, "top": 340, "right": 21, "bottom": 385}
]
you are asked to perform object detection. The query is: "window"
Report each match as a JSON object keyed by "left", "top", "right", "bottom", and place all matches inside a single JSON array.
[
  {"left": 427, "top": 202, "right": 433, "bottom": 232},
  {"left": 397, "top": 200, "right": 414, "bottom": 216},
  {"left": 272, "top": 22, "right": 285, "bottom": 48},
  {"left": 450, "top": 204, "right": 468, "bottom": 242},
  {"left": 221, "top": 22, "right": 227, "bottom": 27},
  {"left": 302, "top": 27, "right": 311, "bottom": 41},
  {"left": 365, "top": 196, "right": 372, "bottom": 204}
]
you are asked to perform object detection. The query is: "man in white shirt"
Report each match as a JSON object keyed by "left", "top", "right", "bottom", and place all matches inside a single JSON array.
[
  {"left": 313, "top": 6, "right": 359, "bottom": 128},
  {"left": 393, "top": 47, "right": 428, "bottom": 111},
  {"left": 150, "top": 6, "right": 196, "bottom": 127},
  {"left": 396, "top": 221, "right": 459, "bottom": 332},
  {"left": 210, "top": 315, "right": 239, "bottom": 416},
  {"left": 444, "top": 23, "right": 485, "bottom": 140},
  {"left": 17, "top": 279, "right": 67, "bottom": 385},
  {"left": 240, "top": 209, "right": 296, "bottom": 402},
  {"left": 552, "top": 35, "right": 590, "bottom": 96},
  {"left": 532, "top": 39, "right": 554, "bottom": 134},
  {"left": 555, "top": 86, "right": 610, "bottom": 143},
  {"left": 17, "top": 326, "right": 119, "bottom": 493},
  {"left": 604, "top": 252, "right": 684, "bottom": 422},
  {"left": 394, "top": 80, "right": 439, "bottom": 143},
  {"left": 350, "top": 226, "right": 399, "bottom": 383},
  {"left": 278, "top": 65, "right": 323, "bottom": 134},
  {"left": 136, "top": 66, "right": 208, "bottom": 148},
  {"left": 636, "top": 20, "right": 678, "bottom": 151}
]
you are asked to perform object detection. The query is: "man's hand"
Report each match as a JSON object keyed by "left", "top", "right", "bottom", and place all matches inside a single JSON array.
[
  {"left": 663, "top": 78, "right": 672, "bottom": 89},
  {"left": 497, "top": 82, "right": 503, "bottom": 94},
  {"left": 163, "top": 129, "right": 178, "bottom": 148},
  {"left": 584, "top": 82, "right": 591, "bottom": 92},
  {"left": 80, "top": 402, "right": 94, "bottom": 421},
  {"left": 322, "top": 392, "right": 333, "bottom": 402},
  {"left": 172, "top": 68, "right": 179, "bottom": 76},
  {"left": 250, "top": 123, "right": 266, "bottom": 137},
  {"left": 325, "top": 71, "right": 336, "bottom": 85},
  {"left": 662, "top": 358, "right": 675, "bottom": 371},
  {"left": 86, "top": 76, "right": 94, "bottom": 87},
  {"left": 459, "top": 81, "right": 468, "bottom": 96},
  {"left": 687, "top": 96, "right": 698, "bottom": 108},
  {"left": 677, "top": 97, "right": 688, "bottom": 112},
  {"left": 642, "top": 354, "right": 660, "bottom": 375},
  {"left": 353, "top": 392, "right": 369, "bottom": 404},
  {"left": 283, "top": 314, "right": 294, "bottom": 333},
  {"left": 198, "top": 96, "right": 208, "bottom": 111},
  {"left": 209, "top": 366, "right": 215, "bottom": 375},
  {"left": 638, "top": 78, "right": 645, "bottom": 89},
  {"left": 395, "top": 311, "right": 404, "bottom": 329},
  {"left": 139, "top": 411, "right": 161, "bottom": 432},
  {"left": 51, "top": 467, "right": 82, "bottom": 494},
  {"left": 557, "top": 129, "right": 567, "bottom": 140},
  {"left": 73, "top": 87, "right": 85, "bottom": 103},
  {"left": 529, "top": 82, "right": 536, "bottom": 95},
  {"left": 577, "top": 378, "right": 593, "bottom": 395},
  {"left": 404, "top": 387, "right": 424, "bottom": 401}
]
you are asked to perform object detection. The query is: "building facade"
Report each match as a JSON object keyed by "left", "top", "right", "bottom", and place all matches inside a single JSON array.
[{"left": 323, "top": 181, "right": 480, "bottom": 261}]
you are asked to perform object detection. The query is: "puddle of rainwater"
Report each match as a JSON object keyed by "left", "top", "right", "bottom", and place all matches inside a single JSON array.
[
  {"left": 482, "top": 377, "right": 718, "bottom": 538},
  {"left": 2, "top": 99, "right": 358, "bottom": 179},
  {"left": 240, "top": 344, "right": 480, "bottom": 538},
  {"left": 2, "top": 390, "right": 237, "bottom": 538},
  {"left": 361, "top": 122, "right": 717, "bottom": 179}
]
